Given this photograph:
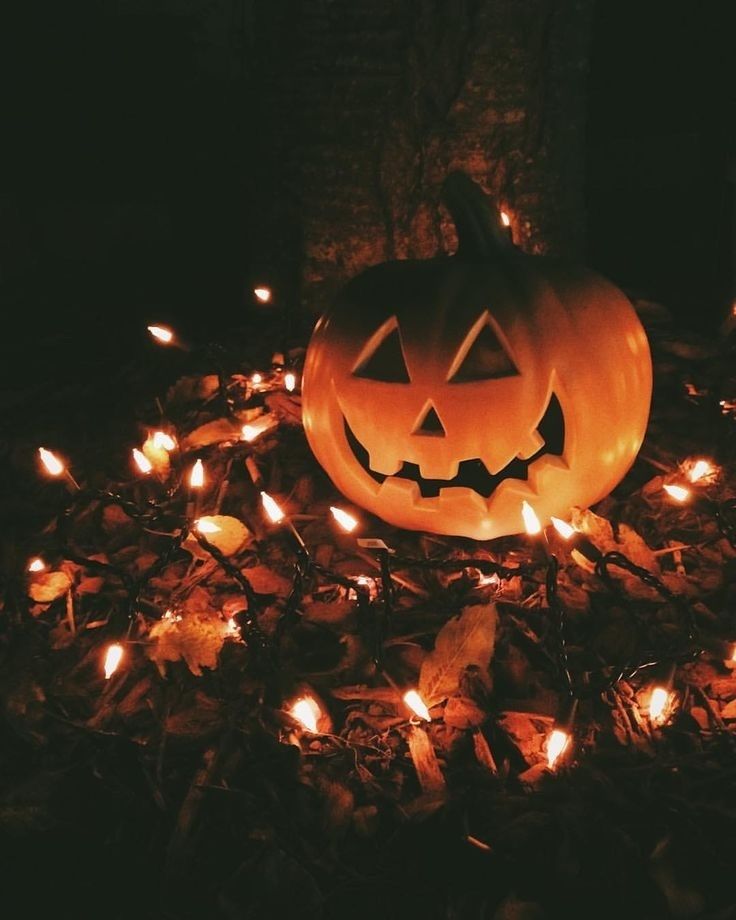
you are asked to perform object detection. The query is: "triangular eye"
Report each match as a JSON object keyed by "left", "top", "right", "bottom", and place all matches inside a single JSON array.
[
  {"left": 449, "top": 319, "right": 519, "bottom": 382},
  {"left": 354, "top": 322, "right": 410, "bottom": 383}
]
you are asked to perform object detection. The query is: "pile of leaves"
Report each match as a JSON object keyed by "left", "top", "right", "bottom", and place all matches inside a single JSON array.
[{"left": 1, "top": 302, "right": 736, "bottom": 920}]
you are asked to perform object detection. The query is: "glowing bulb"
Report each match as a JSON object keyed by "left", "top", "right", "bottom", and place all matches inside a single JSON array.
[
  {"left": 189, "top": 459, "right": 205, "bottom": 489},
  {"left": 330, "top": 506, "right": 358, "bottom": 533},
  {"left": 241, "top": 414, "right": 276, "bottom": 443},
  {"left": 253, "top": 286, "right": 272, "bottom": 303},
  {"left": 550, "top": 516, "right": 576, "bottom": 540},
  {"left": 284, "top": 371, "right": 297, "bottom": 392},
  {"left": 350, "top": 574, "right": 378, "bottom": 601},
  {"left": 152, "top": 431, "right": 176, "bottom": 451},
  {"left": 251, "top": 373, "right": 263, "bottom": 384},
  {"left": 290, "top": 696, "right": 321, "bottom": 732},
  {"left": 224, "top": 617, "right": 240, "bottom": 637},
  {"left": 687, "top": 459, "right": 714, "bottom": 483},
  {"left": 132, "top": 448, "right": 153, "bottom": 474},
  {"left": 500, "top": 210, "right": 511, "bottom": 227},
  {"left": 649, "top": 686, "right": 671, "bottom": 724},
  {"left": 147, "top": 324, "right": 173, "bottom": 344},
  {"left": 103, "top": 643, "right": 124, "bottom": 680},
  {"left": 38, "top": 447, "right": 64, "bottom": 476},
  {"left": 194, "top": 518, "right": 221, "bottom": 534},
  {"left": 403, "top": 689, "right": 431, "bottom": 722},
  {"left": 260, "top": 491, "right": 285, "bottom": 524},
  {"left": 521, "top": 500, "right": 542, "bottom": 535},
  {"left": 546, "top": 728, "right": 570, "bottom": 769},
  {"left": 663, "top": 483, "right": 690, "bottom": 503},
  {"left": 28, "top": 557, "right": 46, "bottom": 573}
]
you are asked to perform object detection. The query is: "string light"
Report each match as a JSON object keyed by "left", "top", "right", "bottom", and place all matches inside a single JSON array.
[
  {"left": 241, "top": 414, "right": 277, "bottom": 443},
  {"left": 663, "top": 483, "right": 690, "bottom": 503},
  {"left": 194, "top": 518, "right": 221, "bottom": 534},
  {"left": 649, "top": 688, "right": 670, "bottom": 724},
  {"left": 521, "top": 500, "right": 542, "bottom": 535},
  {"left": 38, "top": 447, "right": 65, "bottom": 477},
  {"left": 24, "top": 311, "right": 736, "bottom": 790},
  {"left": 28, "top": 557, "right": 46, "bottom": 573},
  {"left": 189, "top": 459, "right": 205, "bottom": 489},
  {"left": 546, "top": 729, "right": 570, "bottom": 769},
  {"left": 546, "top": 697, "right": 578, "bottom": 770},
  {"left": 147, "top": 324, "right": 174, "bottom": 345},
  {"left": 38, "top": 447, "right": 80, "bottom": 491},
  {"left": 330, "top": 506, "right": 358, "bottom": 533},
  {"left": 686, "top": 459, "right": 715, "bottom": 483},
  {"left": 103, "top": 643, "right": 124, "bottom": 680},
  {"left": 132, "top": 448, "right": 153, "bottom": 475},
  {"left": 403, "top": 689, "right": 431, "bottom": 722},
  {"left": 648, "top": 663, "right": 676, "bottom": 726},
  {"left": 253, "top": 286, "right": 272, "bottom": 304},
  {"left": 550, "top": 516, "right": 602, "bottom": 566},
  {"left": 151, "top": 431, "right": 176, "bottom": 451},
  {"left": 290, "top": 696, "right": 321, "bottom": 732},
  {"left": 500, "top": 210, "right": 511, "bottom": 227},
  {"left": 260, "top": 491, "right": 285, "bottom": 524}
]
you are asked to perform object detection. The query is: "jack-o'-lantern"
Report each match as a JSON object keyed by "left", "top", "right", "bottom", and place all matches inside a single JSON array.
[{"left": 302, "top": 172, "right": 652, "bottom": 540}]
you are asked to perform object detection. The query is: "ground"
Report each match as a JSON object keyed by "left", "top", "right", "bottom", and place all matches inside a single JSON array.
[{"left": 1, "top": 300, "right": 735, "bottom": 920}]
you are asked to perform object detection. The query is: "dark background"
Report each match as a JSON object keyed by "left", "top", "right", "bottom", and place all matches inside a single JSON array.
[{"left": 1, "top": 0, "right": 733, "bottom": 392}]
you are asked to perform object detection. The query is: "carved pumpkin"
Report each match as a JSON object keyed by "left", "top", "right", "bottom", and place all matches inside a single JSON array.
[{"left": 302, "top": 173, "right": 652, "bottom": 540}]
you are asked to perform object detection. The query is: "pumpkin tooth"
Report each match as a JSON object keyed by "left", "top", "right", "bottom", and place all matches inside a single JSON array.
[
  {"left": 516, "top": 430, "right": 545, "bottom": 461},
  {"left": 418, "top": 458, "right": 460, "bottom": 481},
  {"left": 378, "top": 477, "right": 421, "bottom": 505},
  {"left": 368, "top": 451, "right": 403, "bottom": 476}
]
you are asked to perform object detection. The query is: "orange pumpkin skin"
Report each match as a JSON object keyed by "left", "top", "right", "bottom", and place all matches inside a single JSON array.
[{"left": 302, "top": 174, "right": 652, "bottom": 540}]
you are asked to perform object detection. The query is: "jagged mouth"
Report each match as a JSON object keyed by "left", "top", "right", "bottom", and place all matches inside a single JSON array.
[{"left": 344, "top": 394, "right": 565, "bottom": 499}]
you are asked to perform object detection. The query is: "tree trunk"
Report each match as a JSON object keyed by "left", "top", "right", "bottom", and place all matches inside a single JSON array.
[{"left": 250, "top": 0, "right": 595, "bottom": 313}]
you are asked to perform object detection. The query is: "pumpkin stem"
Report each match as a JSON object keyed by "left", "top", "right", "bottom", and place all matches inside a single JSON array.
[{"left": 442, "top": 172, "right": 509, "bottom": 261}]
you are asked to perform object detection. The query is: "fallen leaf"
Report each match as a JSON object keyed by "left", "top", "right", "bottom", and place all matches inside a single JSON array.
[
  {"left": 183, "top": 418, "right": 243, "bottom": 449},
  {"left": 265, "top": 391, "right": 303, "bottom": 425},
  {"left": 239, "top": 564, "right": 292, "bottom": 596},
  {"left": 188, "top": 515, "right": 251, "bottom": 557},
  {"left": 572, "top": 507, "right": 659, "bottom": 573},
  {"left": 720, "top": 699, "right": 736, "bottom": 720},
  {"left": 28, "top": 571, "right": 72, "bottom": 603},
  {"left": 419, "top": 603, "right": 498, "bottom": 706},
  {"left": 443, "top": 695, "right": 486, "bottom": 729},
  {"left": 166, "top": 374, "right": 219, "bottom": 408},
  {"left": 77, "top": 576, "right": 105, "bottom": 595},
  {"left": 147, "top": 611, "right": 229, "bottom": 676},
  {"left": 165, "top": 692, "right": 223, "bottom": 739}
]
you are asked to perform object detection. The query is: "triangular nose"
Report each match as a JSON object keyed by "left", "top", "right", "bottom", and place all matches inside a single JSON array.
[{"left": 414, "top": 403, "right": 446, "bottom": 436}]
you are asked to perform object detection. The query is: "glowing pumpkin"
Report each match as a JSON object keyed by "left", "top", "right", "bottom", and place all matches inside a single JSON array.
[{"left": 302, "top": 172, "right": 652, "bottom": 540}]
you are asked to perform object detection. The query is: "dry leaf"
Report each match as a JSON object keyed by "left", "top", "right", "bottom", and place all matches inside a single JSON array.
[
  {"left": 147, "top": 611, "right": 229, "bottom": 676},
  {"left": 28, "top": 571, "right": 72, "bottom": 603},
  {"left": 166, "top": 374, "right": 219, "bottom": 408},
  {"left": 239, "top": 565, "right": 292, "bottom": 596},
  {"left": 419, "top": 603, "right": 498, "bottom": 706},
  {"left": 183, "top": 418, "right": 243, "bottom": 449},
  {"left": 76, "top": 576, "right": 105, "bottom": 594},
  {"left": 265, "top": 392, "right": 303, "bottom": 425},
  {"left": 443, "top": 695, "right": 486, "bottom": 729},
  {"left": 571, "top": 507, "right": 659, "bottom": 573},
  {"left": 165, "top": 692, "right": 223, "bottom": 739},
  {"left": 188, "top": 515, "right": 251, "bottom": 557}
]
